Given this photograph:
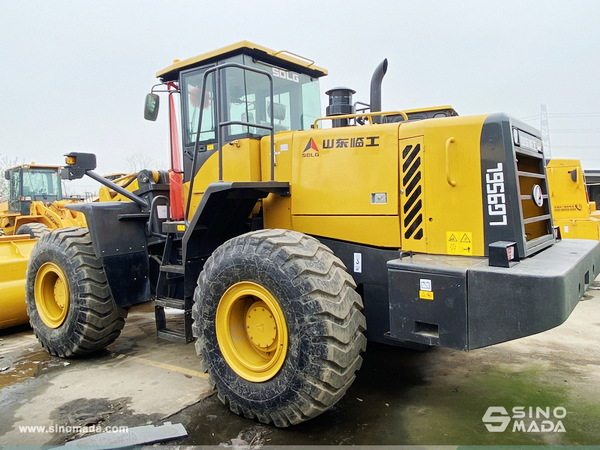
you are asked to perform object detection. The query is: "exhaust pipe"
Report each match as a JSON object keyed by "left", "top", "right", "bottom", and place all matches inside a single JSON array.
[{"left": 370, "top": 59, "right": 388, "bottom": 124}]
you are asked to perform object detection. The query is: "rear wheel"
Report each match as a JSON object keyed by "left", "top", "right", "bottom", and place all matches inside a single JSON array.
[
  {"left": 193, "top": 229, "right": 366, "bottom": 426},
  {"left": 26, "top": 227, "right": 128, "bottom": 357},
  {"left": 17, "top": 222, "right": 50, "bottom": 238}
]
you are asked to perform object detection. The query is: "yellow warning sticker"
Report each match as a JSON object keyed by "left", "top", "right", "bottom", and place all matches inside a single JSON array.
[
  {"left": 207, "top": 144, "right": 215, "bottom": 150},
  {"left": 419, "top": 290, "right": 434, "bottom": 300},
  {"left": 177, "top": 224, "right": 186, "bottom": 231},
  {"left": 446, "top": 231, "right": 473, "bottom": 255}
]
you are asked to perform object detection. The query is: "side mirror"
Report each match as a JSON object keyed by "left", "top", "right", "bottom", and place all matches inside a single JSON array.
[
  {"left": 570, "top": 168, "right": 578, "bottom": 182},
  {"left": 4, "top": 170, "right": 10, "bottom": 180},
  {"left": 144, "top": 93, "right": 160, "bottom": 121},
  {"left": 61, "top": 152, "right": 97, "bottom": 180}
]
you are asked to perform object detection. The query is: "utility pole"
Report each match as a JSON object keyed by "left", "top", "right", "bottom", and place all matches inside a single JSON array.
[{"left": 540, "top": 103, "right": 552, "bottom": 162}]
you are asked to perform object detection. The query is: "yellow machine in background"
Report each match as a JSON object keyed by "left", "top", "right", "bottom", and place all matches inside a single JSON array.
[
  {"left": 97, "top": 171, "right": 165, "bottom": 202},
  {"left": 1, "top": 164, "right": 86, "bottom": 237},
  {"left": 0, "top": 165, "right": 163, "bottom": 331},
  {"left": 547, "top": 159, "right": 600, "bottom": 240},
  {"left": 0, "top": 164, "right": 85, "bottom": 331},
  {"left": 0, "top": 235, "right": 37, "bottom": 329}
]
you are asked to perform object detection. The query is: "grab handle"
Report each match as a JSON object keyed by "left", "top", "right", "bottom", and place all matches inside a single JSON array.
[{"left": 446, "top": 137, "right": 457, "bottom": 187}]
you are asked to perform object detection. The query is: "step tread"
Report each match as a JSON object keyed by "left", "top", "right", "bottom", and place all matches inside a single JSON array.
[
  {"left": 155, "top": 297, "right": 187, "bottom": 309},
  {"left": 157, "top": 329, "right": 194, "bottom": 344},
  {"left": 160, "top": 264, "right": 185, "bottom": 274}
]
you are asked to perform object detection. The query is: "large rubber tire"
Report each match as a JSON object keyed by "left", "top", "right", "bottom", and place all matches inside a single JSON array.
[
  {"left": 25, "top": 227, "right": 128, "bottom": 357},
  {"left": 193, "top": 229, "right": 367, "bottom": 427},
  {"left": 17, "top": 222, "right": 51, "bottom": 239}
]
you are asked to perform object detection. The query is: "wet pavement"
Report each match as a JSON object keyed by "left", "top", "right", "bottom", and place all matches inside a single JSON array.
[
  {"left": 0, "top": 304, "right": 212, "bottom": 446},
  {"left": 1, "top": 286, "right": 599, "bottom": 446}
]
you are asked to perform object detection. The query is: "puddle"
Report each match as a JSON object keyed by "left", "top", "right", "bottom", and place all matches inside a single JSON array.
[
  {"left": 0, "top": 346, "right": 86, "bottom": 390},
  {"left": 46, "top": 397, "right": 163, "bottom": 446},
  {"left": 0, "top": 349, "right": 54, "bottom": 389}
]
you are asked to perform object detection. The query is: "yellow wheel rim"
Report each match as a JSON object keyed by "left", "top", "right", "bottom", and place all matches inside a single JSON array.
[
  {"left": 216, "top": 281, "right": 288, "bottom": 382},
  {"left": 34, "top": 262, "right": 69, "bottom": 328}
]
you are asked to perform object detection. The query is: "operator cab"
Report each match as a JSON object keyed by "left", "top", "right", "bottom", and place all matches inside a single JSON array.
[
  {"left": 4, "top": 165, "right": 62, "bottom": 214},
  {"left": 154, "top": 41, "right": 328, "bottom": 181}
]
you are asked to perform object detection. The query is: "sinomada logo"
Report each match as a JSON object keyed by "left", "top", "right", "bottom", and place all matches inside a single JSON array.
[{"left": 482, "top": 406, "right": 566, "bottom": 433}]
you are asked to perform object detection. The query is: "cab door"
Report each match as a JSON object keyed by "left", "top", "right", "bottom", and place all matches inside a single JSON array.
[{"left": 8, "top": 169, "right": 24, "bottom": 214}]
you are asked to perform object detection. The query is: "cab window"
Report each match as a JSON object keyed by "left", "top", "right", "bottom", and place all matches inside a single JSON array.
[
  {"left": 182, "top": 69, "right": 216, "bottom": 146},
  {"left": 9, "top": 170, "right": 20, "bottom": 202},
  {"left": 22, "top": 169, "right": 62, "bottom": 200},
  {"left": 180, "top": 55, "right": 321, "bottom": 147}
]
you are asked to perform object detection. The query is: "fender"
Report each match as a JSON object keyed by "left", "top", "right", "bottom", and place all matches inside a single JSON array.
[{"left": 67, "top": 202, "right": 150, "bottom": 307}]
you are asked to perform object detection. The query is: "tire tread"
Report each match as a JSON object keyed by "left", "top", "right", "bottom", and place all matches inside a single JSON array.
[
  {"left": 192, "top": 229, "right": 366, "bottom": 427},
  {"left": 26, "top": 227, "right": 128, "bottom": 357}
]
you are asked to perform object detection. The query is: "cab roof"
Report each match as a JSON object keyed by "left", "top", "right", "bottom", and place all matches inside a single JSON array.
[
  {"left": 8, "top": 164, "right": 61, "bottom": 171},
  {"left": 157, "top": 41, "right": 328, "bottom": 81}
]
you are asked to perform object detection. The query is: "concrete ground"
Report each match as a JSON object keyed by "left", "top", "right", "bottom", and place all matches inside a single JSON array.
[
  {"left": 1, "top": 284, "right": 599, "bottom": 446},
  {"left": 0, "top": 304, "right": 213, "bottom": 446}
]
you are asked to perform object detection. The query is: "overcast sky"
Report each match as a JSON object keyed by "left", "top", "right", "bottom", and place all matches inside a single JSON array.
[{"left": 1, "top": 1, "right": 599, "bottom": 194}]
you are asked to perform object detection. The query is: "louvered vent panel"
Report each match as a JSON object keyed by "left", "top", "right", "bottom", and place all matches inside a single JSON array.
[
  {"left": 401, "top": 144, "right": 424, "bottom": 241},
  {"left": 516, "top": 150, "right": 553, "bottom": 251}
]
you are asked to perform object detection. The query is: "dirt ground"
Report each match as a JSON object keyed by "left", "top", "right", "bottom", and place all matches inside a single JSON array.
[{"left": 1, "top": 283, "right": 599, "bottom": 447}]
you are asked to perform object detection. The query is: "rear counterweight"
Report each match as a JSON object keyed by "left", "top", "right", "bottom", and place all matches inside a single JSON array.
[{"left": 387, "top": 239, "right": 600, "bottom": 350}]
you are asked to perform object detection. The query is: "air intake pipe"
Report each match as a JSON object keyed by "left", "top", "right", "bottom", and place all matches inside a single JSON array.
[
  {"left": 370, "top": 59, "right": 388, "bottom": 124},
  {"left": 326, "top": 87, "right": 356, "bottom": 128}
]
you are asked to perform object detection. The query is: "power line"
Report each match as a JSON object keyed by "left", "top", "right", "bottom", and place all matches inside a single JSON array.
[
  {"left": 553, "top": 145, "right": 600, "bottom": 149},
  {"left": 522, "top": 112, "right": 600, "bottom": 120},
  {"left": 551, "top": 129, "right": 600, "bottom": 133},
  {"left": 549, "top": 112, "right": 600, "bottom": 118}
]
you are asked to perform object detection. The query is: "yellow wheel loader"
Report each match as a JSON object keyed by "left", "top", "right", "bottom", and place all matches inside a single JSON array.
[
  {"left": 0, "top": 166, "right": 164, "bottom": 332},
  {"left": 0, "top": 164, "right": 86, "bottom": 330},
  {"left": 26, "top": 42, "right": 600, "bottom": 426},
  {"left": 547, "top": 158, "right": 600, "bottom": 240},
  {"left": 1, "top": 164, "right": 86, "bottom": 237}
]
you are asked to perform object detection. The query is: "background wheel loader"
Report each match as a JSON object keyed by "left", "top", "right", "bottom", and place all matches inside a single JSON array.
[
  {"left": 0, "top": 165, "right": 163, "bottom": 331},
  {"left": 26, "top": 41, "right": 600, "bottom": 426},
  {"left": 0, "top": 164, "right": 86, "bottom": 330},
  {"left": 0, "top": 164, "right": 86, "bottom": 238},
  {"left": 546, "top": 158, "right": 600, "bottom": 240}
]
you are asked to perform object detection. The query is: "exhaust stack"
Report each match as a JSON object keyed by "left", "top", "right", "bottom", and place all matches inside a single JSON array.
[{"left": 370, "top": 59, "right": 388, "bottom": 124}]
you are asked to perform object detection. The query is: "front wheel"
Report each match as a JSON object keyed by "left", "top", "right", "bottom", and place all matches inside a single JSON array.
[
  {"left": 26, "top": 227, "right": 128, "bottom": 357},
  {"left": 193, "top": 229, "right": 366, "bottom": 427},
  {"left": 17, "top": 222, "right": 50, "bottom": 238}
]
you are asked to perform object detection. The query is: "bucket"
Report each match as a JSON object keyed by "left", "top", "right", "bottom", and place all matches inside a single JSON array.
[{"left": 0, "top": 235, "right": 37, "bottom": 329}]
